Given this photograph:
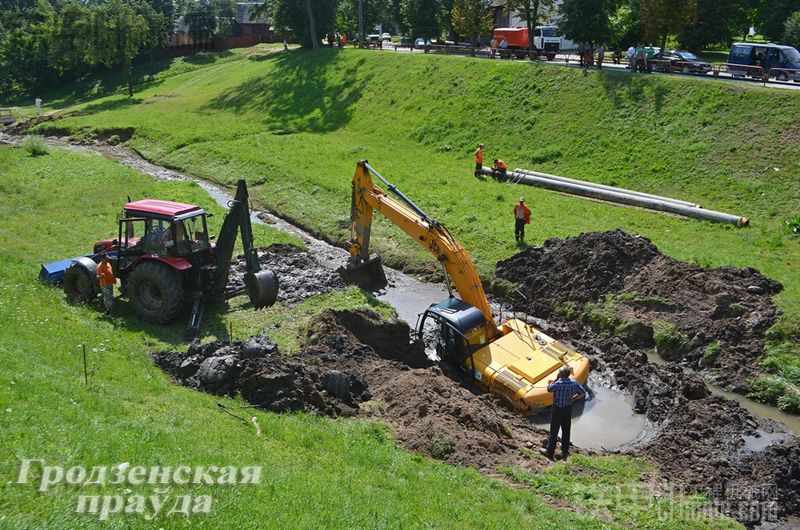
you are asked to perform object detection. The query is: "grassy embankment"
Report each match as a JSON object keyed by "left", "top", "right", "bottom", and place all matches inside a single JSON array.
[
  {"left": 0, "top": 145, "right": 740, "bottom": 528},
  {"left": 30, "top": 45, "right": 800, "bottom": 409}
]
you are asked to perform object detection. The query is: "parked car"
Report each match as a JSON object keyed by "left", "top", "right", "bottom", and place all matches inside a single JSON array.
[
  {"left": 728, "top": 42, "right": 800, "bottom": 81},
  {"left": 414, "top": 38, "right": 432, "bottom": 47},
  {"left": 381, "top": 32, "right": 391, "bottom": 41},
  {"left": 655, "top": 50, "right": 712, "bottom": 73},
  {"left": 366, "top": 34, "right": 381, "bottom": 43},
  {"left": 398, "top": 35, "right": 413, "bottom": 47}
]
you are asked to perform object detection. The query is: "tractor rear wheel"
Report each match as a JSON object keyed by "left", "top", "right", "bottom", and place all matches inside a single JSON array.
[
  {"left": 127, "top": 261, "right": 187, "bottom": 324},
  {"left": 63, "top": 262, "right": 100, "bottom": 304}
]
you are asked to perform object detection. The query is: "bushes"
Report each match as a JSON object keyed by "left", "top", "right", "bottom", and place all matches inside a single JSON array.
[{"left": 21, "top": 136, "right": 48, "bottom": 157}]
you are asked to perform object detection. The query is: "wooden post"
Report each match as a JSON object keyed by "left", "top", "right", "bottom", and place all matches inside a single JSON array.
[{"left": 82, "top": 344, "right": 88, "bottom": 385}]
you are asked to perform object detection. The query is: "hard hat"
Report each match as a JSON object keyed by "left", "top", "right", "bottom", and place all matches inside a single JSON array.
[
  {"left": 479, "top": 143, "right": 484, "bottom": 148},
  {"left": 519, "top": 196, "right": 524, "bottom": 202}
]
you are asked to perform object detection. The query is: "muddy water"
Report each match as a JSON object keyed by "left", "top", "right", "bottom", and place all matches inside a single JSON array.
[
  {"left": 646, "top": 349, "right": 800, "bottom": 437},
  {"left": 530, "top": 373, "right": 650, "bottom": 450}
]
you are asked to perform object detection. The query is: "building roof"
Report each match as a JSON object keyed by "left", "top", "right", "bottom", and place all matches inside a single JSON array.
[
  {"left": 236, "top": 3, "right": 268, "bottom": 24},
  {"left": 125, "top": 199, "right": 202, "bottom": 218}
]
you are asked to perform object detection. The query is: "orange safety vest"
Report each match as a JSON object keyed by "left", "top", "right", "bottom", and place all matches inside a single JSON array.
[
  {"left": 514, "top": 203, "right": 531, "bottom": 224},
  {"left": 97, "top": 260, "right": 116, "bottom": 287},
  {"left": 495, "top": 160, "right": 507, "bottom": 170},
  {"left": 475, "top": 148, "right": 484, "bottom": 164}
]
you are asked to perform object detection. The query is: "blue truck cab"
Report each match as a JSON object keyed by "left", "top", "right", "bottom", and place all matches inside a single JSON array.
[{"left": 728, "top": 42, "right": 800, "bottom": 81}]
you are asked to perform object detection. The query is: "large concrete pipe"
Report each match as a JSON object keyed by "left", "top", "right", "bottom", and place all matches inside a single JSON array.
[
  {"left": 482, "top": 168, "right": 749, "bottom": 227},
  {"left": 512, "top": 168, "right": 700, "bottom": 208}
]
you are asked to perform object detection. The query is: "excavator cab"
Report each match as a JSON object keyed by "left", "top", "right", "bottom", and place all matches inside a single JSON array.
[{"left": 418, "top": 298, "right": 489, "bottom": 364}]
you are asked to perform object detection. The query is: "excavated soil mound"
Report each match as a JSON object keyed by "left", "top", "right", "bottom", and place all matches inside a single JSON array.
[
  {"left": 496, "top": 229, "right": 783, "bottom": 391},
  {"left": 496, "top": 230, "right": 799, "bottom": 523},
  {"left": 229, "top": 244, "right": 346, "bottom": 305},
  {"left": 154, "top": 309, "right": 552, "bottom": 470}
]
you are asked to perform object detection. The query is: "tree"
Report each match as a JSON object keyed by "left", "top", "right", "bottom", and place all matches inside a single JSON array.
[
  {"left": 84, "top": 0, "right": 150, "bottom": 96},
  {"left": 402, "top": 0, "right": 441, "bottom": 39},
  {"left": 757, "top": 0, "right": 800, "bottom": 41},
  {"left": 639, "top": 0, "right": 697, "bottom": 53},
  {"left": 268, "top": 0, "right": 338, "bottom": 48},
  {"left": 608, "top": 1, "right": 642, "bottom": 49},
  {"left": 785, "top": 10, "right": 800, "bottom": 48},
  {"left": 336, "top": 0, "right": 392, "bottom": 38},
  {"left": 678, "top": 0, "right": 749, "bottom": 51},
  {"left": 507, "top": 0, "right": 553, "bottom": 49},
  {"left": 450, "top": 0, "right": 492, "bottom": 45},
  {"left": 557, "top": 0, "right": 620, "bottom": 45}
]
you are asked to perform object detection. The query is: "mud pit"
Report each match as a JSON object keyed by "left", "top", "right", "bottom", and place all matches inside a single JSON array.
[
  {"left": 155, "top": 309, "right": 558, "bottom": 472},
  {"left": 497, "top": 229, "right": 783, "bottom": 392},
  {"left": 229, "top": 244, "right": 345, "bottom": 305},
  {"left": 497, "top": 230, "right": 799, "bottom": 523}
]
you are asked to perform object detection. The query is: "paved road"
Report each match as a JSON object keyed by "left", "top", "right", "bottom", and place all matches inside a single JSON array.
[{"left": 368, "top": 43, "right": 800, "bottom": 92}]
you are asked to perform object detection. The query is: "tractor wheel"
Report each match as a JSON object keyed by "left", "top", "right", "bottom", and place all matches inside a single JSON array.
[
  {"left": 127, "top": 261, "right": 187, "bottom": 324},
  {"left": 63, "top": 262, "right": 99, "bottom": 304}
]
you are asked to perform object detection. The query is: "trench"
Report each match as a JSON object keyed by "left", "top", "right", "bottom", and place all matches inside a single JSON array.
[{"left": 4, "top": 133, "right": 796, "bottom": 449}]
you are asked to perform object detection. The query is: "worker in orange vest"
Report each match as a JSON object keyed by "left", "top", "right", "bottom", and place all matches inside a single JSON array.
[
  {"left": 96, "top": 255, "right": 116, "bottom": 317},
  {"left": 514, "top": 196, "right": 531, "bottom": 242},
  {"left": 474, "top": 143, "right": 484, "bottom": 178},
  {"left": 492, "top": 158, "right": 508, "bottom": 180}
]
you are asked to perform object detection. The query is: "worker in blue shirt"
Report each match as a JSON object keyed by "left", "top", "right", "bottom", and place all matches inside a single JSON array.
[{"left": 541, "top": 366, "right": 587, "bottom": 460}]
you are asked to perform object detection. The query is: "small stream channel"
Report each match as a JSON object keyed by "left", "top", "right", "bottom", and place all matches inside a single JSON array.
[{"left": 4, "top": 133, "right": 796, "bottom": 450}]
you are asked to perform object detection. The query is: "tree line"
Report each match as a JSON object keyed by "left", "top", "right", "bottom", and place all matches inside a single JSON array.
[{"left": 2, "top": 0, "right": 800, "bottom": 101}]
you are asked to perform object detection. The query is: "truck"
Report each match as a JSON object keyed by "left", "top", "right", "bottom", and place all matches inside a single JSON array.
[
  {"left": 492, "top": 27, "right": 557, "bottom": 60},
  {"left": 340, "top": 160, "right": 590, "bottom": 413},
  {"left": 532, "top": 25, "right": 575, "bottom": 53}
]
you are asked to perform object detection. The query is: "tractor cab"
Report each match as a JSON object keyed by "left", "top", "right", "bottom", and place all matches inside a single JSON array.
[
  {"left": 117, "top": 199, "right": 210, "bottom": 260},
  {"left": 417, "top": 298, "right": 490, "bottom": 363}
]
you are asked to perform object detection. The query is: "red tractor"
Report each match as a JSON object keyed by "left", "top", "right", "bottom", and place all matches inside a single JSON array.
[{"left": 41, "top": 179, "right": 278, "bottom": 335}]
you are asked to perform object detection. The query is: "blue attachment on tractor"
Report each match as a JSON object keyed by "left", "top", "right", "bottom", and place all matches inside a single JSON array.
[
  {"left": 39, "top": 253, "right": 104, "bottom": 284},
  {"left": 39, "top": 257, "right": 84, "bottom": 284}
]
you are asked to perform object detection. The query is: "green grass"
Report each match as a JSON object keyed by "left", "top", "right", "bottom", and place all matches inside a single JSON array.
[
  {"left": 21, "top": 48, "right": 800, "bottom": 402},
  {"left": 1, "top": 144, "right": 638, "bottom": 528},
  {"left": 500, "top": 454, "right": 741, "bottom": 529}
]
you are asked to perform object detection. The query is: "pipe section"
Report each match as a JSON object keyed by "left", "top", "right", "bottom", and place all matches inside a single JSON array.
[
  {"left": 482, "top": 168, "right": 748, "bottom": 227},
  {"left": 512, "top": 168, "right": 700, "bottom": 208}
]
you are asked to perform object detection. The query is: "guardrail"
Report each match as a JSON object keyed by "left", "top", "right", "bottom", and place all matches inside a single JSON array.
[
  {"left": 767, "top": 67, "right": 800, "bottom": 82},
  {"left": 714, "top": 63, "right": 765, "bottom": 83}
]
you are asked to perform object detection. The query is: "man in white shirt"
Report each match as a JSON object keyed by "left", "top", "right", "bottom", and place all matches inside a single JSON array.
[{"left": 626, "top": 45, "right": 636, "bottom": 70}]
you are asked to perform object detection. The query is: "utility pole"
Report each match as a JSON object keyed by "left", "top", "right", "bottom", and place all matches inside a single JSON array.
[{"left": 358, "top": 0, "right": 365, "bottom": 48}]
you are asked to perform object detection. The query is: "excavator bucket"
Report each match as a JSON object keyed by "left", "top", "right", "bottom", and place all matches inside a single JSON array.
[
  {"left": 338, "top": 255, "right": 387, "bottom": 289},
  {"left": 245, "top": 270, "right": 279, "bottom": 309}
]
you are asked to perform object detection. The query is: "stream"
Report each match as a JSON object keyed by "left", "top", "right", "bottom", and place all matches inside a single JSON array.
[{"left": 4, "top": 133, "right": 797, "bottom": 450}]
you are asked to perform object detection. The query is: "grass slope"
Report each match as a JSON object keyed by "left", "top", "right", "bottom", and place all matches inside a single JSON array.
[
  {"left": 0, "top": 145, "right": 600, "bottom": 528},
  {"left": 34, "top": 46, "right": 800, "bottom": 406},
  {"left": 0, "top": 145, "right": 740, "bottom": 528}
]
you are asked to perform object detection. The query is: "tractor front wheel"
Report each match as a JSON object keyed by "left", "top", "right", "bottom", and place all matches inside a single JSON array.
[{"left": 128, "top": 261, "right": 187, "bottom": 324}]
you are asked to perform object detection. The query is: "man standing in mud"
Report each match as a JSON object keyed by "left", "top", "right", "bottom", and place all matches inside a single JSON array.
[{"left": 542, "top": 366, "right": 586, "bottom": 460}]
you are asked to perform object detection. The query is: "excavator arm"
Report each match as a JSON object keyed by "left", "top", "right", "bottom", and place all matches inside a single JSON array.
[{"left": 343, "top": 160, "right": 499, "bottom": 339}]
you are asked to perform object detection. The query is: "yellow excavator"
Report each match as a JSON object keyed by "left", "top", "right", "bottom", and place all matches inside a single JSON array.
[{"left": 341, "top": 160, "right": 590, "bottom": 413}]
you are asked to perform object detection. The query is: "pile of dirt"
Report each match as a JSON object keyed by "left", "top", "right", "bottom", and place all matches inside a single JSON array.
[
  {"left": 228, "top": 244, "right": 346, "bottom": 305},
  {"left": 496, "top": 229, "right": 783, "bottom": 391},
  {"left": 154, "top": 309, "right": 552, "bottom": 470},
  {"left": 496, "top": 230, "right": 799, "bottom": 523}
]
